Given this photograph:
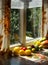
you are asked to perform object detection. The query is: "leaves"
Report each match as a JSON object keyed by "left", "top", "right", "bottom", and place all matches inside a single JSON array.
[
  {"left": 10, "top": 9, "right": 19, "bottom": 44},
  {"left": 26, "top": 7, "right": 42, "bottom": 37}
]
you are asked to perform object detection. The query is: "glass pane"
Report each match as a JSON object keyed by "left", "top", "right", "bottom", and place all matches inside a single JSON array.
[
  {"left": 26, "top": 7, "right": 42, "bottom": 39},
  {"left": 10, "top": 9, "right": 20, "bottom": 44}
]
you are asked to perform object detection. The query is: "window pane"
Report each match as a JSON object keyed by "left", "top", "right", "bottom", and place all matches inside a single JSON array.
[
  {"left": 10, "top": 9, "right": 20, "bottom": 44},
  {"left": 26, "top": 7, "right": 42, "bottom": 38}
]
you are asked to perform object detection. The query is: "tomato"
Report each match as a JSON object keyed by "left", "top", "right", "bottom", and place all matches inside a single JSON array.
[
  {"left": 19, "top": 50, "right": 25, "bottom": 56},
  {"left": 25, "top": 49, "right": 31, "bottom": 56},
  {"left": 20, "top": 47, "right": 27, "bottom": 51},
  {"left": 22, "top": 47, "right": 27, "bottom": 51}
]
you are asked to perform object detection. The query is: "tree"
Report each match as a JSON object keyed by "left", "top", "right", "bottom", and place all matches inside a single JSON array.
[{"left": 10, "top": 9, "right": 19, "bottom": 44}]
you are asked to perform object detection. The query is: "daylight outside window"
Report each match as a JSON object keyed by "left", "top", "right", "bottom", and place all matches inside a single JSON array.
[
  {"left": 10, "top": 9, "right": 20, "bottom": 44},
  {"left": 10, "top": 0, "right": 42, "bottom": 45},
  {"left": 26, "top": 7, "right": 42, "bottom": 42}
]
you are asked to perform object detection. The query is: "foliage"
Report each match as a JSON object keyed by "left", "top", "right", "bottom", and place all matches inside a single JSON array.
[
  {"left": 10, "top": 7, "right": 42, "bottom": 44},
  {"left": 26, "top": 7, "right": 42, "bottom": 38},
  {"left": 10, "top": 9, "right": 19, "bottom": 44}
]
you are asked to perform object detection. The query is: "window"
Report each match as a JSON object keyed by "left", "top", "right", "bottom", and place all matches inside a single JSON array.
[
  {"left": 26, "top": 7, "right": 42, "bottom": 38},
  {"left": 10, "top": 9, "right": 20, "bottom": 44},
  {"left": 10, "top": 0, "right": 42, "bottom": 45},
  {"left": 0, "top": 0, "right": 48, "bottom": 50}
]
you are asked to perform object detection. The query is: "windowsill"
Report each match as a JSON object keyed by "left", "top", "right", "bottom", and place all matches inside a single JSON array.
[
  {"left": 10, "top": 43, "right": 21, "bottom": 49},
  {"left": 26, "top": 37, "right": 42, "bottom": 46},
  {"left": 10, "top": 36, "right": 42, "bottom": 49}
]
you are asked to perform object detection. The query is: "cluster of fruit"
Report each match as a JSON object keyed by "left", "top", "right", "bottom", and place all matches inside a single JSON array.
[
  {"left": 27, "top": 45, "right": 43, "bottom": 52},
  {"left": 12, "top": 38, "right": 46, "bottom": 56},
  {"left": 33, "top": 40, "right": 43, "bottom": 51},
  {"left": 13, "top": 44, "right": 43, "bottom": 56},
  {"left": 13, "top": 46, "right": 32, "bottom": 56}
]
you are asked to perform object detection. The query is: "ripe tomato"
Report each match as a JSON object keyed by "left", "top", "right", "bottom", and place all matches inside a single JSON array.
[{"left": 20, "top": 47, "right": 27, "bottom": 51}]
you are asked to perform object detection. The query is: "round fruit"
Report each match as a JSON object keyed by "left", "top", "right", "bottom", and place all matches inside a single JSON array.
[
  {"left": 20, "top": 47, "right": 27, "bottom": 51},
  {"left": 19, "top": 50, "right": 25, "bottom": 56},
  {"left": 13, "top": 47, "right": 20, "bottom": 55},
  {"left": 32, "top": 48, "right": 35, "bottom": 52},
  {"left": 35, "top": 41, "right": 41, "bottom": 46},
  {"left": 13, "top": 47, "right": 20, "bottom": 52},
  {"left": 31, "top": 45, "right": 35, "bottom": 48},
  {"left": 25, "top": 50, "right": 31, "bottom": 56},
  {"left": 35, "top": 46, "right": 39, "bottom": 51}
]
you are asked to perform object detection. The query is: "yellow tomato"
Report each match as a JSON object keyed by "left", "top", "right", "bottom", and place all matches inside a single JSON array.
[
  {"left": 19, "top": 50, "right": 25, "bottom": 56},
  {"left": 25, "top": 49, "right": 31, "bottom": 56},
  {"left": 35, "top": 40, "right": 41, "bottom": 46},
  {"left": 32, "top": 48, "right": 35, "bottom": 52},
  {"left": 13, "top": 47, "right": 20, "bottom": 55}
]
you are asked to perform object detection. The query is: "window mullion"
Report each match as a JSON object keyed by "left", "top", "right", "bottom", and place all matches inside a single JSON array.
[{"left": 19, "top": 9, "right": 26, "bottom": 46}]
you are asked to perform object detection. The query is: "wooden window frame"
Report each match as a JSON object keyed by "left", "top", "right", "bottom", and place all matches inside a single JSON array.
[
  {"left": 0, "top": 0, "right": 47, "bottom": 49},
  {"left": 10, "top": 0, "right": 44, "bottom": 46}
]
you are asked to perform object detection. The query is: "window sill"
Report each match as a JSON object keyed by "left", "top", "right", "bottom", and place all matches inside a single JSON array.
[
  {"left": 10, "top": 37, "right": 42, "bottom": 49},
  {"left": 26, "top": 37, "right": 42, "bottom": 46},
  {"left": 10, "top": 43, "right": 21, "bottom": 49}
]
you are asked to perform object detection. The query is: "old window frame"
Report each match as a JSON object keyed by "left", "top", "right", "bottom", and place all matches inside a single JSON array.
[
  {"left": 10, "top": 0, "right": 45, "bottom": 47},
  {"left": 0, "top": 0, "right": 46, "bottom": 49}
]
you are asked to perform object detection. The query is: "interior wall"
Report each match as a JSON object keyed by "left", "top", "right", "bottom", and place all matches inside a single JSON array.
[{"left": 44, "top": 0, "right": 48, "bottom": 36}]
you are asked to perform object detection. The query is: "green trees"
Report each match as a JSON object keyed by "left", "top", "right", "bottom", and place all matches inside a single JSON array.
[
  {"left": 26, "top": 7, "right": 42, "bottom": 38},
  {"left": 10, "top": 9, "right": 19, "bottom": 44},
  {"left": 10, "top": 7, "right": 42, "bottom": 44}
]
